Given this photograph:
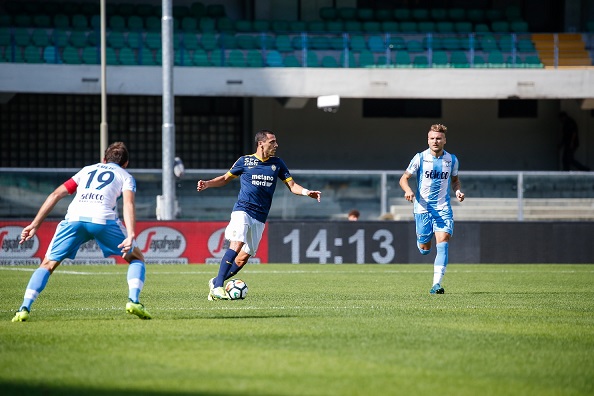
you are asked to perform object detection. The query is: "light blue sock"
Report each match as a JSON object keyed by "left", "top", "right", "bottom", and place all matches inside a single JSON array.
[
  {"left": 215, "top": 249, "right": 238, "bottom": 287},
  {"left": 433, "top": 242, "right": 449, "bottom": 285},
  {"left": 21, "top": 268, "right": 51, "bottom": 311},
  {"left": 127, "top": 260, "right": 145, "bottom": 303}
]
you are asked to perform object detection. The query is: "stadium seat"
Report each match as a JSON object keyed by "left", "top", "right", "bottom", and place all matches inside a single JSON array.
[
  {"left": 437, "top": 22, "right": 455, "bottom": 33},
  {"left": 358, "top": 50, "right": 375, "bottom": 67},
  {"left": 33, "top": 14, "right": 51, "bottom": 28},
  {"left": 412, "top": 9, "right": 429, "bottom": 21},
  {"left": 367, "top": 35, "right": 385, "bottom": 52},
  {"left": 487, "top": 50, "right": 506, "bottom": 67},
  {"left": 479, "top": 35, "right": 498, "bottom": 51},
  {"left": 253, "top": 20, "right": 271, "bottom": 33},
  {"left": 192, "top": 49, "right": 209, "bottom": 66},
  {"left": 305, "top": 51, "right": 318, "bottom": 67},
  {"left": 491, "top": 21, "right": 510, "bottom": 33},
  {"left": 338, "top": 7, "right": 357, "bottom": 21},
  {"left": 175, "top": 48, "right": 192, "bottom": 66},
  {"left": 219, "top": 34, "right": 236, "bottom": 50},
  {"left": 413, "top": 55, "right": 429, "bottom": 67},
  {"left": 246, "top": 49, "right": 263, "bottom": 67},
  {"left": 206, "top": 4, "right": 226, "bottom": 18},
  {"left": 473, "top": 54, "right": 486, "bottom": 67},
  {"left": 145, "top": 32, "right": 161, "bottom": 50},
  {"left": 228, "top": 49, "right": 246, "bottom": 67},
  {"left": 24, "top": 45, "right": 43, "bottom": 63},
  {"left": 475, "top": 23, "right": 491, "bottom": 33},
  {"left": 234, "top": 20, "right": 252, "bottom": 33},
  {"left": 283, "top": 54, "right": 301, "bottom": 67},
  {"left": 448, "top": 9, "right": 466, "bottom": 21},
  {"left": 0, "top": 14, "right": 12, "bottom": 27},
  {"left": 362, "top": 21, "right": 381, "bottom": 33},
  {"left": 275, "top": 35, "right": 293, "bottom": 52},
  {"left": 381, "top": 21, "right": 399, "bottom": 33},
  {"left": 256, "top": 34, "right": 275, "bottom": 50},
  {"left": 217, "top": 18, "right": 234, "bottom": 34},
  {"left": 326, "top": 21, "right": 344, "bottom": 33},
  {"left": 518, "top": 39, "right": 535, "bottom": 52},
  {"left": 406, "top": 40, "right": 424, "bottom": 52},
  {"left": 395, "top": 50, "right": 411, "bottom": 66},
  {"left": 329, "top": 36, "right": 346, "bottom": 50},
  {"left": 31, "top": 29, "right": 50, "bottom": 47},
  {"left": 69, "top": 31, "right": 89, "bottom": 48},
  {"left": 375, "top": 9, "right": 393, "bottom": 22},
  {"left": 357, "top": 8, "right": 374, "bottom": 21},
  {"left": 182, "top": 33, "right": 199, "bottom": 50},
  {"left": 106, "top": 47, "right": 118, "bottom": 65},
  {"left": 431, "top": 9, "right": 447, "bottom": 21},
  {"left": 510, "top": 20, "right": 529, "bottom": 32},
  {"left": 524, "top": 55, "right": 543, "bottom": 68},
  {"left": 81, "top": 46, "right": 99, "bottom": 64},
  {"left": 288, "top": 21, "right": 307, "bottom": 33},
  {"left": 308, "top": 21, "right": 326, "bottom": 32},
  {"left": 418, "top": 22, "right": 436, "bottom": 33},
  {"left": 107, "top": 31, "right": 125, "bottom": 49},
  {"left": 349, "top": 35, "right": 367, "bottom": 52},
  {"left": 344, "top": 20, "right": 362, "bottom": 32},
  {"left": 450, "top": 51, "right": 469, "bottom": 67},
  {"left": 109, "top": 15, "right": 126, "bottom": 31},
  {"left": 454, "top": 22, "right": 473, "bottom": 33},
  {"left": 271, "top": 20, "right": 290, "bottom": 33},
  {"left": 432, "top": 50, "right": 449, "bottom": 67},
  {"left": 13, "top": 14, "right": 32, "bottom": 28},
  {"left": 43, "top": 46, "right": 60, "bottom": 63},
  {"left": 181, "top": 17, "right": 198, "bottom": 33},
  {"left": 321, "top": 55, "right": 339, "bottom": 67},
  {"left": 200, "top": 33, "right": 218, "bottom": 51},
  {"left": 319, "top": 7, "right": 338, "bottom": 21},
  {"left": 394, "top": 8, "right": 411, "bottom": 21},
  {"left": 52, "top": 29, "right": 69, "bottom": 48},
  {"left": 118, "top": 47, "right": 136, "bottom": 65},
  {"left": 139, "top": 48, "right": 156, "bottom": 65},
  {"left": 14, "top": 28, "right": 31, "bottom": 47},
  {"left": 340, "top": 51, "right": 356, "bottom": 67},
  {"left": 199, "top": 17, "right": 216, "bottom": 33},
  {"left": 128, "top": 16, "right": 144, "bottom": 32},
  {"left": 145, "top": 16, "right": 161, "bottom": 32},
  {"left": 387, "top": 36, "right": 406, "bottom": 50},
  {"left": 399, "top": 22, "right": 418, "bottom": 33},
  {"left": 127, "top": 32, "right": 143, "bottom": 50},
  {"left": 266, "top": 50, "right": 283, "bottom": 67}
]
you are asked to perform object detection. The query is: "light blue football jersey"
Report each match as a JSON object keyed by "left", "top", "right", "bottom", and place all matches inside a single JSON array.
[{"left": 405, "top": 149, "right": 459, "bottom": 214}]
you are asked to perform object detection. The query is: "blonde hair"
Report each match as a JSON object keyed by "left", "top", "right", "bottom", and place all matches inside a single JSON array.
[{"left": 430, "top": 124, "right": 447, "bottom": 133}]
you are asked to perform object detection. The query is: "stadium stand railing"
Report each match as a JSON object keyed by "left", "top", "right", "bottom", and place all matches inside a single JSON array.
[{"left": 1, "top": 169, "right": 593, "bottom": 221}]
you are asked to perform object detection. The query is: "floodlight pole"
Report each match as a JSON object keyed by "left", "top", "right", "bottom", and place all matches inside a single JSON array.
[
  {"left": 160, "top": 0, "right": 176, "bottom": 220},
  {"left": 99, "top": 0, "right": 108, "bottom": 160}
]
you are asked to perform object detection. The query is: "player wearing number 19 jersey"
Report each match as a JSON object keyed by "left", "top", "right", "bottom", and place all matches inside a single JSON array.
[
  {"left": 399, "top": 124, "right": 465, "bottom": 295},
  {"left": 197, "top": 130, "right": 322, "bottom": 300},
  {"left": 12, "top": 142, "right": 151, "bottom": 322}
]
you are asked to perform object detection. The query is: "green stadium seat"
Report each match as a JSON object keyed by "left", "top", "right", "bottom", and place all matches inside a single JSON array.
[
  {"left": 256, "top": 34, "right": 275, "bottom": 50},
  {"left": 118, "top": 47, "right": 136, "bottom": 65},
  {"left": 454, "top": 22, "right": 473, "bottom": 33},
  {"left": 52, "top": 29, "right": 69, "bottom": 48},
  {"left": 450, "top": 51, "right": 469, "bottom": 67},
  {"left": 473, "top": 54, "right": 486, "bottom": 67},
  {"left": 227, "top": 49, "right": 246, "bottom": 67},
  {"left": 199, "top": 17, "right": 216, "bottom": 32},
  {"left": 109, "top": 15, "right": 126, "bottom": 31},
  {"left": 491, "top": 21, "right": 510, "bottom": 33},
  {"left": 181, "top": 17, "right": 198, "bottom": 33},
  {"left": 271, "top": 20, "right": 290, "bottom": 33},
  {"left": 14, "top": 28, "right": 31, "bottom": 47},
  {"left": 394, "top": 9, "right": 411, "bottom": 21},
  {"left": 13, "top": 15, "right": 32, "bottom": 28},
  {"left": 349, "top": 35, "right": 367, "bottom": 52},
  {"left": 329, "top": 36, "right": 345, "bottom": 50},
  {"left": 275, "top": 35, "right": 293, "bottom": 52},
  {"left": 387, "top": 36, "right": 406, "bottom": 50},
  {"left": 399, "top": 22, "right": 418, "bottom": 33},
  {"left": 375, "top": 9, "right": 393, "bottom": 22},
  {"left": 24, "top": 45, "right": 43, "bottom": 63},
  {"left": 106, "top": 47, "right": 118, "bottom": 65},
  {"left": 418, "top": 21, "right": 435, "bottom": 33},
  {"left": 145, "top": 16, "right": 161, "bottom": 32},
  {"left": 90, "top": 15, "right": 101, "bottom": 30},
  {"left": 127, "top": 16, "right": 144, "bottom": 32},
  {"left": 265, "top": 50, "right": 283, "bottom": 67},
  {"left": 308, "top": 21, "right": 325, "bottom": 32},
  {"left": 487, "top": 50, "right": 506, "bottom": 67},
  {"left": 498, "top": 34, "right": 515, "bottom": 51},
  {"left": 175, "top": 48, "right": 192, "bottom": 66},
  {"left": 33, "top": 14, "right": 51, "bottom": 28},
  {"left": 206, "top": 4, "right": 226, "bottom": 18},
  {"left": 192, "top": 49, "right": 209, "bottom": 66},
  {"left": 200, "top": 32, "right": 218, "bottom": 50},
  {"left": 358, "top": 50, "right": 375, "bottom": 67},
  {"left": 107, "top": 31, "right": 125, "bottom": 49},
  {"left": 486, "top": 9, "right": 503, "bottom": 21},
  {"left": 437, "top": 22, "right": 455, "bottom": 33},
  {"left": 31, "top": 29, "right": 50, "bottom": 47},
  {"left": 182, "top": 33, "right": 199, "bottom": 50},
  {"left": 413, "top": 55, "right": 429, "bottom": 67},
  {"left": 43, "top": 46, "right": 60, "bottom": 63},
  {"left": 506, "top": 54, "right": 521, "bottom": 67},
  {"left": 291, "top": 35, "right": 306, "bottom": 50},
  {"left": 467, "top": 9, "right": 485, "bottom": 23},
  {"left": 406, "top": 40, "right": 424, "bottom": 52},
  {"left": 442, "top": 37, "right": 462, "bottom": 50},
  {"left": 0, "top": 15, "right": 11, "bottom": 27},
  {"left": 288, "top": 21, "right": 307, "bottom": 33},
  {"left": 432, "top": 50, "right": 449, "bottom": 67},
  {"left": 395, "top": 50, "right": 411, "bottom": 66},
  {"left": 81, "top": 46, "right": 99, "bottom": 64},
  {"left": 338, "top": 8, "right": 357, "bottom": 21},
  {"left": 368, "top": 35, "right": 385, "bottom": 53},
  {"left": 325, "top": 21, "right": 344, "bottom": 33},
  {"left": 524, "top": 55, "right": 543, "bottom": 68},
  {"left": 246, "top": 49, "right": 263, "bottom": 67},
  {"left": 321, "top": 55, "right": 338, "bottom": 67},
  {"left": 479, "top": 35, "right": 498, "bottom": 51},
  {"left": 448, "top": 9, "right": 466, "bottom": 21},
  {"left": 305, "top": 51, "right": 318, "bottom": 67},
  {"left": 475, "top": 23, "right": 491, "bottom": 33},
  {"left": 145, "top": 32, "right": 161, "bottom": 50},
  {"left": 283, "top": 54, "right": 301, "bottom": 67},
  {"left": 218, "top": 34, "right": 236, "bottom": 50},
  {"left": 362, "top": 21, "right": 381, "bottom": 33},
  {"left": 235, "top": 20, "right": 253, "bottom": 33},
  {"left": 344, "top": 20, "right": 362, "bottom": 32},
  {"left": 510, "top": 20, "right": 529, "bottom": 32},
  {"left": 127, "top": 32, "right": 143, "bottom": 50},
  {"left": 252, "top": 20, "right": 270, "bottom": 32},
  {"left": 381, "top": 21, "right": 399, "bottom": 33},
  {"left": 518, "top": 39, "right": 535, "bottom": 52},
  {"left": 412, "top": 9, "right": 429, "bottom": 21},
  {"left": 431, "top": 9, "right": 447, "bottom": 21},
  {"left": 236, "top": 34, "right": 256, "bottom": 50},
  {"left": 320, "top": 7, "right": 338, "bottom": 21},
  {"left": 53, "top": 14, "right": 70, "bottom": 30},
  {"left": 357, "top": 8, "right": 374, "bottom": 21},
  {"left": 209, "top": 49, "right": 225, "bottom": 66},
  {"left": 217, "top": 17, "right": 234, "bottom": 33},
  {"left": 139, "top": 48, "right": 156, "bottom": 65},
  {"left": 310, "top": 36, "right": 330, "bottom": 50}
]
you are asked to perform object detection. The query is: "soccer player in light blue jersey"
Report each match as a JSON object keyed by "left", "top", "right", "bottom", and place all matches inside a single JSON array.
[
  {"left": 197, "top": 130, "right": 322, "bottom": 300},
  {"left": 12, "top": 142, "right": 151, "bottom": 322},
  {"left": 399, "top": 124, "right": 465, "bottom": 294}
]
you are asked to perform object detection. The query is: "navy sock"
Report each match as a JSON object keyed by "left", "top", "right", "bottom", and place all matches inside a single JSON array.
[
  {"left": 225, "top": 262, "right": 245, "bottom": 280},
  {"left": 215, "top": 249, "right": 238, "bottom": 288}
]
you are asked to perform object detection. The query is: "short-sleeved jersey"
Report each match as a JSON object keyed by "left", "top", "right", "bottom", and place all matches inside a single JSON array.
[
  {"left": 228, "top": 154, "right": 292, "bottom": 223},
  {"left": 405, "top": 148, "right": 459, "bottom": 214},
  {"left": 65, "top": 162, "right": 136, "bottom": 224}
]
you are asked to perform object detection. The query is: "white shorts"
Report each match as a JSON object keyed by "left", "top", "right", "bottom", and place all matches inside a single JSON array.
[{"left": 225, "top": 211, "right": 265, "bottom": 256}]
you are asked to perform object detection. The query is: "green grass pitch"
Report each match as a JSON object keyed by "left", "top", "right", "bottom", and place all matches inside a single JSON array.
[{"left": 1, "top": 264, "right": 593, "bottom": 396}]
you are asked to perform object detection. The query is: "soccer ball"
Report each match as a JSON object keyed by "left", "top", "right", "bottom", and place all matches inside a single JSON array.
[{"left": 225, "top": 279, "right": 248, "bottom": 300}]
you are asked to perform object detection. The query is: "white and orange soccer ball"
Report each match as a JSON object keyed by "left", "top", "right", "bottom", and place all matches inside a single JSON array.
[{"left": 225, "top": 279, "right": 248, "bottom": 300}]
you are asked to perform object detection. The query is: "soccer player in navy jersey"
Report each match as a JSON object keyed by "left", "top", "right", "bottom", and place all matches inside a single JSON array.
[
  {"left": 197, "top": 129, "right": 322, "bottom": 300},
  {"left": 12, "top": 142, "right": 151, "bottom": 322},
  {"left": 399, "top": 124, "right": 465, "bottom": 294}
]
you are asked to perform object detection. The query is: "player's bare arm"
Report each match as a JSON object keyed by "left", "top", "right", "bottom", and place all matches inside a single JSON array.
[
  {"left": 197, "top": 173, "right": 233, "bottom": 192},
  {"left": 451, "top": 175, "right": 465, "bottom": 202},
  {"left": 20, "top": 184, "right": 70, "bottom": 244},
  {"left": 285, "top": 179, "right": 322, "bottom": 202},
  {"left": 399, "top": 172, "right": 415, "bottom": 202},
  {"left": 118, "top": 189, "right": 137, "bottom": 255}
]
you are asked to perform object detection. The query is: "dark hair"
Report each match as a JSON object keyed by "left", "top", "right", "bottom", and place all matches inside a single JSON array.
[
  {"left": 430, "top": 124, "right": 447, "bottom": 133},
  {"left": 104, "top": 142, "right": 129, "bottom": 166},
  {"left": 255, "top": 129, "right": 274, "bottom": 145},
  {"left": 348, "top": 209, "right": 360, "bottom": 218}
]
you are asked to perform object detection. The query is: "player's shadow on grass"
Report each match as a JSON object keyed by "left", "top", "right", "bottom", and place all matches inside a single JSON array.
[{"left": 0, "top": 382, "right": 230, "bottom": 396}]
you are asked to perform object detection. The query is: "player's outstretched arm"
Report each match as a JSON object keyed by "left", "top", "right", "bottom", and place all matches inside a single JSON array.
[
  {"left": 20, "top": 184, "right": 70, "bottom": 244},
  {"left": 286, "top": 180, "right": 321, "bottom": 202},
  {"left": 197, "top": 173, "right": 233, "bottom": 192}
]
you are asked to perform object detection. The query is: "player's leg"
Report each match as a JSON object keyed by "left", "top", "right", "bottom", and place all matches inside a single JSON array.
[
  {"left": 430, "top": 210, "right": 454, "bottom": 294},
  {"left": 94, "top": 221, "right": 151, "bottom": 319},
  {"left": 414, "top": 213, "right": 433, "bottom": 255},
  {"left": 12, "top": 221, "right": 87, "bottom": 322},
  {"left": 224, "top": 217, "right": 264, "bottom": 281}
]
